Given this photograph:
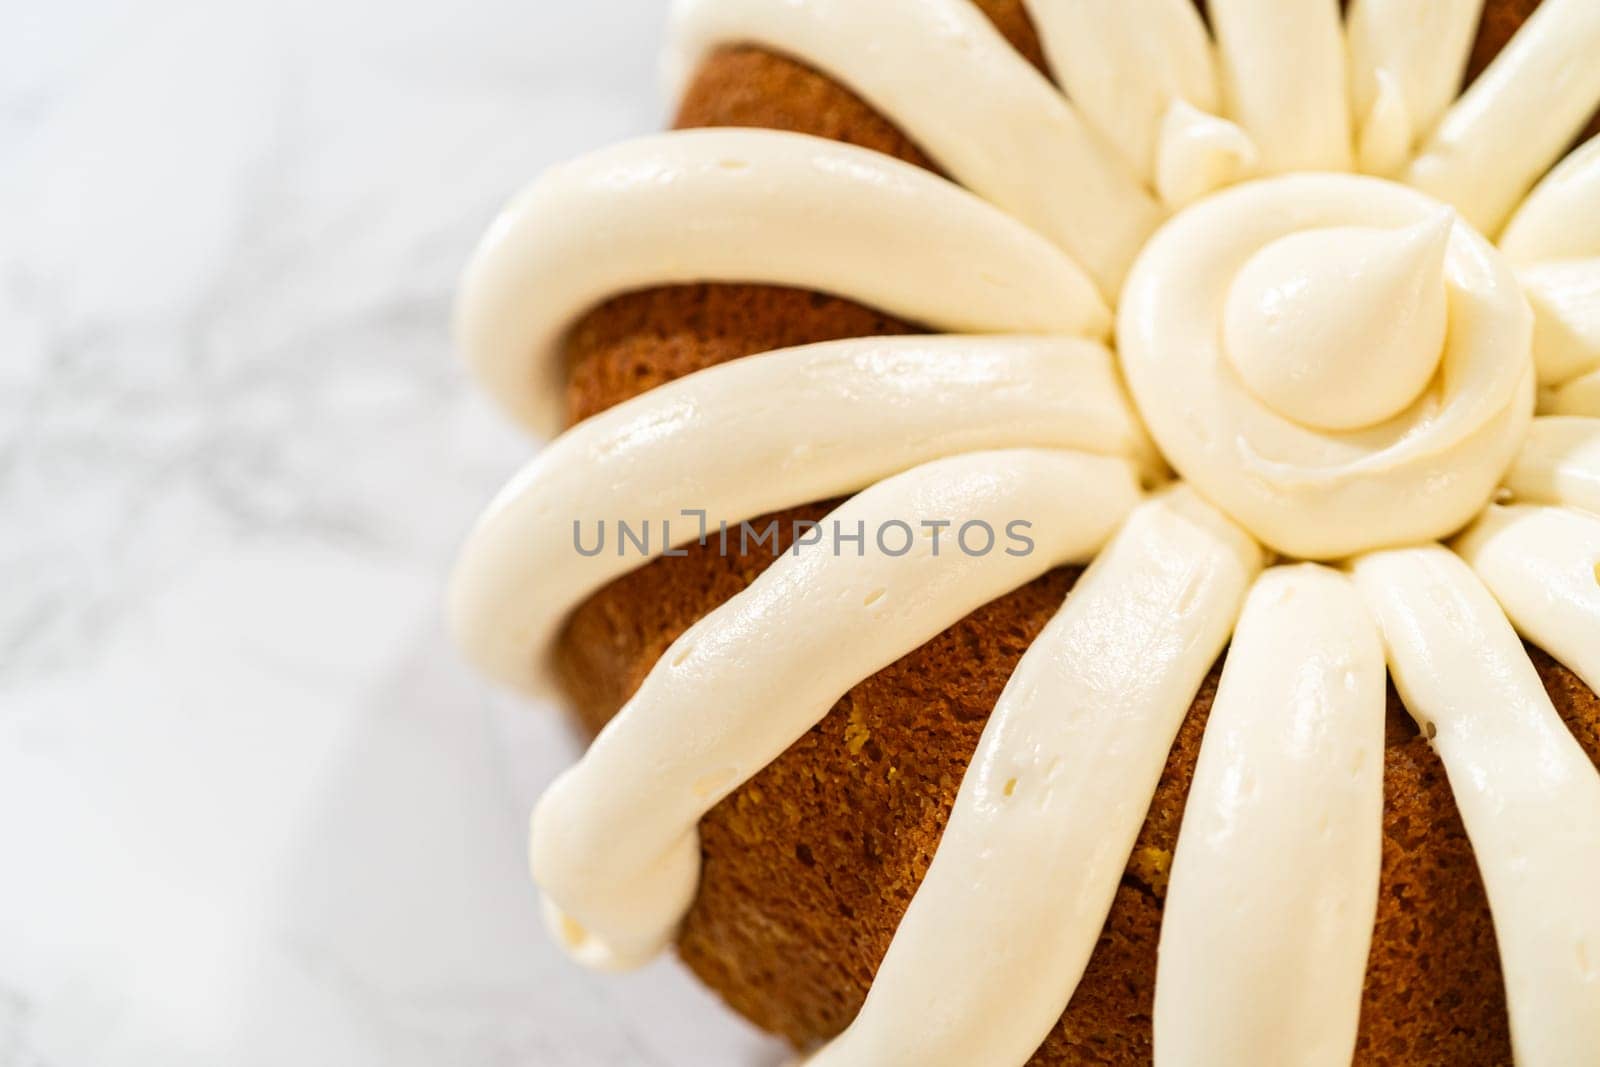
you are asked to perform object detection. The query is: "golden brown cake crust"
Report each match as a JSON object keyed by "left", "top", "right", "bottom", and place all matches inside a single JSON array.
[
  {"left": 562, "top": 286, "right": 915, "bottom": 428},
  {"left": 548, "top": 2, "right": 1600, "bottom": 1063}
]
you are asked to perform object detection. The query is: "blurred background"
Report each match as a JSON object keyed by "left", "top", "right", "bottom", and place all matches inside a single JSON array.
[{"left": 1, "top": 0, "right": 782, "bottom": 1063}]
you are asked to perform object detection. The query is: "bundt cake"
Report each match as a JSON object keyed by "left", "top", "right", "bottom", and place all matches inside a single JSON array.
[{"left": 449, "top": 0, "right": 1600, "bottom": 1063}]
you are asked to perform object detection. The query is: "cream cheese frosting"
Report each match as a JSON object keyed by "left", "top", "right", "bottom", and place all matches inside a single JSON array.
[
  {"left": 1118, "top": 173, "right": 1534, "bottom": 559},
  {"left": 1405, "top": 0, "right": 1600, "bottom": 234},
  {"left": 448, "top": 1, "right": 1600, "bottom": 1063},
  {"left": 1220, "top": 210, "right": 1453, "bottom": 432},
  {"left": 1352, "top": 546, "right": 1600, "bottom": 1064},
  {"left": 1347, "top": 0, "right": 1484, "bottom": 176},
  {"left": 1207, "top": 0, "right": 1351, "bottom": 174},
  {"left": 1545, "top": 370, "right": 1600, "bottom": 418},
  {"left": 1505, "top": 415, "right": 1600, "bottom": 517},
  {"left": 1156, "top": 564, "right": 1384, "bottom": 1067},
  {"left": 1457, "top": 504, "right": 1600, "bottom": 693},
  {"left": 1352, "top": 69, "right": 1414, "bottom": 181},
  {"left": 808, "top": 488, "right": 1260, "bottom": 1067},
  {"left": 1519, "top": 259, "right": 1600, "bottom": 388},
  {"left": 530, "top": 449, "right": 1140, "bottom": 969},
  {"left": 1018, "top": 0, "right": 1217, "bottom": 181},
  {"left": 457, "top": 128, "right": 1108, "bottom": 437},
  {"left": 1500, "top": 136, "right": 1600, "bottom": 264},
  {"left": 1153, "top": 99, "right": 1259, "bottom": 210},
  {"left": 666, "top": 0, "right": 1159, "bottom": 296},
  {"left": 450, "top": 335, "right": 1157, "bottom": 698}
]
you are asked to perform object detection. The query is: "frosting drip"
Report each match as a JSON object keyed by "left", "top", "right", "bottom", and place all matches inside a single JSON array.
[
  {"left": 1119, "top": 174, "right": 1534, "bottom": 560},
  {"left": 1222, "top": 211, "right": 1453, "bottom": 432}
]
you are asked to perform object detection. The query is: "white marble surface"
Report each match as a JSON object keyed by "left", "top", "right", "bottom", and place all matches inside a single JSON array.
[{"left": 0, "top": 1, "right": 784, "bottom": 1063}]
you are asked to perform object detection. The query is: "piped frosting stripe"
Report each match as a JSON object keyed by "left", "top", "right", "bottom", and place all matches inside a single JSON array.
[
  {"left": 1154, "top": 564, "right": 1385, "bottom": 1067},
  {"left": 1545, "top": 369, "right": 1600, "bottom": 418},
  {"left": 808, "top": 487, "right": 1261, "bottom": 1067},
  {"left": 1346, "top": 0, "right": 1484, "bottom": 176},
  {"left": 1405, "top": 0, "right": 1600, "bottom": 235},
  {"left": 529, "top": 449, "right": 1141, "bottom": 970},
  {"left": 457, "top": 128, "right": 1110, "bottom": 436},
  {"left": 665, "top": 0, "right": 1159, "bottom": 297},
  {"left": 1504, "top": 416, "right": 1600, "bottom": 517},
  {"left": 1019, "top": 0, "right": 1219, "bottom": 182},
  {"left": 1518, "top": 259, "right": 1600, "bottom": 387},
  {"left": 1499, "top": 135, "right": 1600, "bottom": 264},
  {"left": 450, "top": 335, "right": 1158, "bottom": 697},
  {"left": 1457, "top": 504, "right": 1600, "bottom": 694},
  {"left": 1207, "top": 0, "right": 1351, "bottom": 174},
  {"left": 1351, "top": 545, "right": 1600, "bottom": 1065}
]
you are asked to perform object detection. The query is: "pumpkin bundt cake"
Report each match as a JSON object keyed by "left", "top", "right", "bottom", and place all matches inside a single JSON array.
[{"left": 449, "top": 1, "right": 1600, "bottom": 1063}]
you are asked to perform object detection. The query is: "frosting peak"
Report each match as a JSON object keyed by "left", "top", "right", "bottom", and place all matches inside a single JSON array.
[
  {"left": 1118, "top": 174, "right": 1533, "bottom": 561},
  {"left": 1223, "top": 209, "right": 1454, "bottom": 432}
]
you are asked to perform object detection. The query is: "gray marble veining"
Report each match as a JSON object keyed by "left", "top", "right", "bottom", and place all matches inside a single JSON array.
[{"left": 0, "top": 1, "right": 781, "bottom": 1063}]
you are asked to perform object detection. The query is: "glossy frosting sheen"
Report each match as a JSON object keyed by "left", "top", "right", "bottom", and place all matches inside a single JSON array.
[
  {"left": 667, "top": 0, "right": 1160, "bottom": 296},
  {"left": 457, "top": 128, "right": 1108, "bottom": 437},
  {"left": 1221, "top": 210, "right": 1453, "bottom": 431},
  {"left": 812, "top": 488, "right": 1261, "bottom": 1066},
  {"left": 451, "top": 335, "right": 1157, "bottom": 698},
  {"left": 531, "top": 449, "right": 1141, "bottom": 969},
  {"left": 1119, "top": 174, "right": 1534, "bottom": 559},
  {"left": 449, "top": 0, "right": 1600, "bottom": 1063},
  {"left": 1353, "top": 547, "right": 1600, "bottom": 1062},
  {"left": 1347, "top": 0, "right": 1483, "bottom": 176},
  {"left": 1406, "top": 0, "right": 1600, "bottom": 234},
  {"left": 1157, "top": 564, "right": 1385, "bottom": 1066}
]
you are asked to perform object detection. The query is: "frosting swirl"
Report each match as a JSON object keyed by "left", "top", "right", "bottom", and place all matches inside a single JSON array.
[
  {"left": 1118, "top": 174, "right": 1535, "bottom": 560},
  {"left": 1222, "top": 210, "right": 1453, "bottom": 432}
]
